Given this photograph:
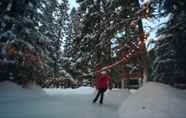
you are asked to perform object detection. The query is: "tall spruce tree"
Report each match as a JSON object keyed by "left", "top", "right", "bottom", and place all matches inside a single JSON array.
[
  {"left": 63, "top": 7, "right": 83, "bottom": 79},
  {"left": 0, "top": 0, "right": 49, "bottom": 84},
  {"left": 64, "top": 0, "right": 149, "bottom": 81},
  {"left": 151, "top": 0, "right": 186, "bottom": 85},
  {"left": 0, "top": 0, "right": 70, "bottom": 84},
  {"left": 32, "top": 0, "right": 70, "bottom": 79}
]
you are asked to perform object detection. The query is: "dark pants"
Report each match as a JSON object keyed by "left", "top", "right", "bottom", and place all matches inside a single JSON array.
[{"left": 93, "top": 88, "right": 107, "bottom": 104}]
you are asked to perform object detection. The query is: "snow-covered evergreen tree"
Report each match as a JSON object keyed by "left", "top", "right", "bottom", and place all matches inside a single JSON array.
[
  {"left": 0, "top": 0, "right": 70, "bottom": 84},
  {"left": 37, "top": 0, "right": 70, "bottom": 78},
  {"left": 151, "top": 0, "right": 186, "bottom": 85},
  {"left": 63, "top": 0, "right": 149, "bottom": 81},
  {"left": 0, "top": 0, "right": 48, "bottom": 83}
]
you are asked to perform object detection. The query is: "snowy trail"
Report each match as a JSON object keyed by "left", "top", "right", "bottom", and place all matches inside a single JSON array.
[{"left": 0, "top": 88, "right": 130, "bottom": 118}]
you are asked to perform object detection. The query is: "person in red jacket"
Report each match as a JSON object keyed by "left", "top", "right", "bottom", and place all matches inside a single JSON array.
[{"left": 92, "top": 70, "right": 111, "bottom": 104}]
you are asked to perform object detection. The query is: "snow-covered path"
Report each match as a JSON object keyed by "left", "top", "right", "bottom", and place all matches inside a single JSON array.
[{"left": 0, "top": 85, "right": 130, "bottom": 118}]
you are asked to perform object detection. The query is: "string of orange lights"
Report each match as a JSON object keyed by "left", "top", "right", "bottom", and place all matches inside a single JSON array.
[{"left": 97, "top": 4, "right": 149, "bottom": 72}]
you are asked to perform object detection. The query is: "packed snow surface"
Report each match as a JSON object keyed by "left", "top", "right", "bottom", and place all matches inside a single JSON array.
[
  {"left": 0, "top": 81, "right": 130, "bottom": 118},
  {"left": 1, "top": 81, "right": 185, "bottom": 118}
]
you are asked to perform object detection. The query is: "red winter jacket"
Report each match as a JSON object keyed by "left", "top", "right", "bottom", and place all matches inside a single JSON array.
[{"left": 95, "top": 72, "right": 111, "bottom": 89}]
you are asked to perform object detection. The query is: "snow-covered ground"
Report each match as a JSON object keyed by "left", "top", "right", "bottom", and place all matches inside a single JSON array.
[
  {"left": 1, "top": 81, "right": 185, "bottom": 118},
  {"left": 0, "top": 81, "right": 130, "bottom": 118},
  {"left": 119, "top": 82, "right": 186, "bottom": 118}
]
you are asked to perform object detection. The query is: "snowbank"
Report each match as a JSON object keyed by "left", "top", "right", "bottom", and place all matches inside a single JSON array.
[
  {"left": 44, "top": 87, "right": 95, "bottom": 95},
  {"left": 0, "top": 81, "right": 45, "bottom": 101},
  {"left": 118, "top": 82, "right": 186, "bottom": 118}
]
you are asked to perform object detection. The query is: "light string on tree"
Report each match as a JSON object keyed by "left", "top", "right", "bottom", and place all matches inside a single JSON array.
[{"left": 97, "top": 4, "right": 150, "bottom": 72}]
